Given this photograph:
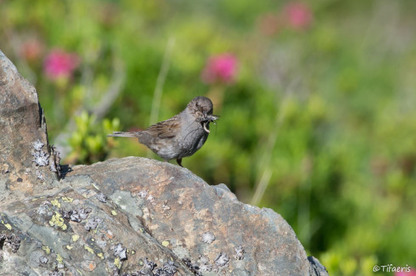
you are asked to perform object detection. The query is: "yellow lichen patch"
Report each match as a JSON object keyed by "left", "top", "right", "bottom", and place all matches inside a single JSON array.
[
  {"left": 162, "top": 240, "right": 170, "bottom": 247},
  {"left": 97, "top": 252, "right": 104, "bottom": 259},
  {"left": 57, "top": 254, "right": 63, "bottom": 264},
  {"left": 114, "top": 257, "right": 121, "bottom": 269},
  {"left": 128, "top": 249, "right": 136, "bottom": 255},
  {"left": 72, "top": 234, "right": 80, "bottom": 242},
  {"left": 49, "top": 212, "right": 67, "bottom": 230},
  {"left": 42, "top": 245, "right": 51, "bottom": 255},
  {"left": 61, "top": 196, "right": 73, "bottom": 202},
  {"left": 84, "top": 245, "right": 95, "bottom": 254},
  {"left": 50, "top": 199, "right": 61, "bottom": 208},
  {"left": 66, "top": 245, "right": 73, "bottom": 250},
  {"left": 111, "top": 210, "right": 117, "bottom": 216},
  {"left": 1, "top": 220, "right": 12, "bottom": 230},
  {"left": 4, "top": 223, "right": 12, "bottom": 230}
]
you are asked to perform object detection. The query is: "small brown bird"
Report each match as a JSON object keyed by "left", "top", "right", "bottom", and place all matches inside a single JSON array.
[{"left": 108, "top": 96, "right": 218, "bottom": 167}]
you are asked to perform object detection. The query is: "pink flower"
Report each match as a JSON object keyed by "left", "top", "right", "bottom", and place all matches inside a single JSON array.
[
  {"left": 201, "top": 53, "right": 237, "bottom": 85},
  {"left": 44, "top": 49, "right": 80, "bottom": 80},
  {"left": 396, "top": 268, "right": 416, "bottom": 276},
  {"left": 283, "top": 2, "right": 313, "bottom": 30}
]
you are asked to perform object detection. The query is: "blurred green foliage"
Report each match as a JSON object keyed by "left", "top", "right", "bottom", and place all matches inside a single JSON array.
[
  {"left": 2, "top": 0, "right": 416, "bottom": 275},
  {"left": 67, "top": 112, "right": 120, "bottom": 164}
]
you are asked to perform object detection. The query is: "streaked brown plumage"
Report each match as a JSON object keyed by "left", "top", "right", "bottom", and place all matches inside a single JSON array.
[{"left": 108, "top": 96, "right": 218, "bottom": 166}]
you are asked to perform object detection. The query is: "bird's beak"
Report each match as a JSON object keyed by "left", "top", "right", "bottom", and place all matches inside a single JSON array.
[
  {"left": 202, "top": 114, "right": 219, "bottom": 133},
  {"left": 206, "top": 114, "right": 219, "bottom": 122}
]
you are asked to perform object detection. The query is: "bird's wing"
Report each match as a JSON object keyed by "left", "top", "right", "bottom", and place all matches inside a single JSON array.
[{"left": 145, "top": 116, "right": 180, "bottom": 139}]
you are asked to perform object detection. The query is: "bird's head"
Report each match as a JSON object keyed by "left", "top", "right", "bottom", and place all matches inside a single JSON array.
[{"left": 187, "top": 96, "right": 219, "bottom": 133}]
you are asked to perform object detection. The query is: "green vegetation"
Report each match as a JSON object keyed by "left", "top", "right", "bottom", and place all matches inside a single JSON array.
[{"left": 2, "top": 0, "right": 416, "bottom": 274}]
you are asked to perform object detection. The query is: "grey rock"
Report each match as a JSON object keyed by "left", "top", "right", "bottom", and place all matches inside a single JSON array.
[
  {"left": 0, "top": 49, "right": 327, "bottom": 276},
  {"left": 0, "top": 50, "right": 59, "bottom": 196}
]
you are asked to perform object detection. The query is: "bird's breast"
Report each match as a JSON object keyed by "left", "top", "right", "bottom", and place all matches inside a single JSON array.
[{"left": 177, "top": 122, "right": 209, "bottom": 157}]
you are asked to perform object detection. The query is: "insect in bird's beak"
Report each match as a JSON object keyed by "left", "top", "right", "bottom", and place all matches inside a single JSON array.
[{"left": 203, "top": 122, "right": 210, "bottom": 133}]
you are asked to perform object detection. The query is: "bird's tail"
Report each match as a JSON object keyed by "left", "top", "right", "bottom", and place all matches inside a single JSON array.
[{"left": 107, "top": 131, "right": 139, "bottom": 138}]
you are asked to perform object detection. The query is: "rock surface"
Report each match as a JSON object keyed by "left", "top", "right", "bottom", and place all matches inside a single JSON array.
[
  {"left": 0, "top": 50, "right": 60, "bottom": 199},
  {"left": 0, "top": 49, "right": 328, "bottom": 275}
]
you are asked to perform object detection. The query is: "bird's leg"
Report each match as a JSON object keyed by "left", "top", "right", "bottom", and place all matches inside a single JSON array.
[{"left": 176, "top": 158, "right": 183, "bottom": 167}]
